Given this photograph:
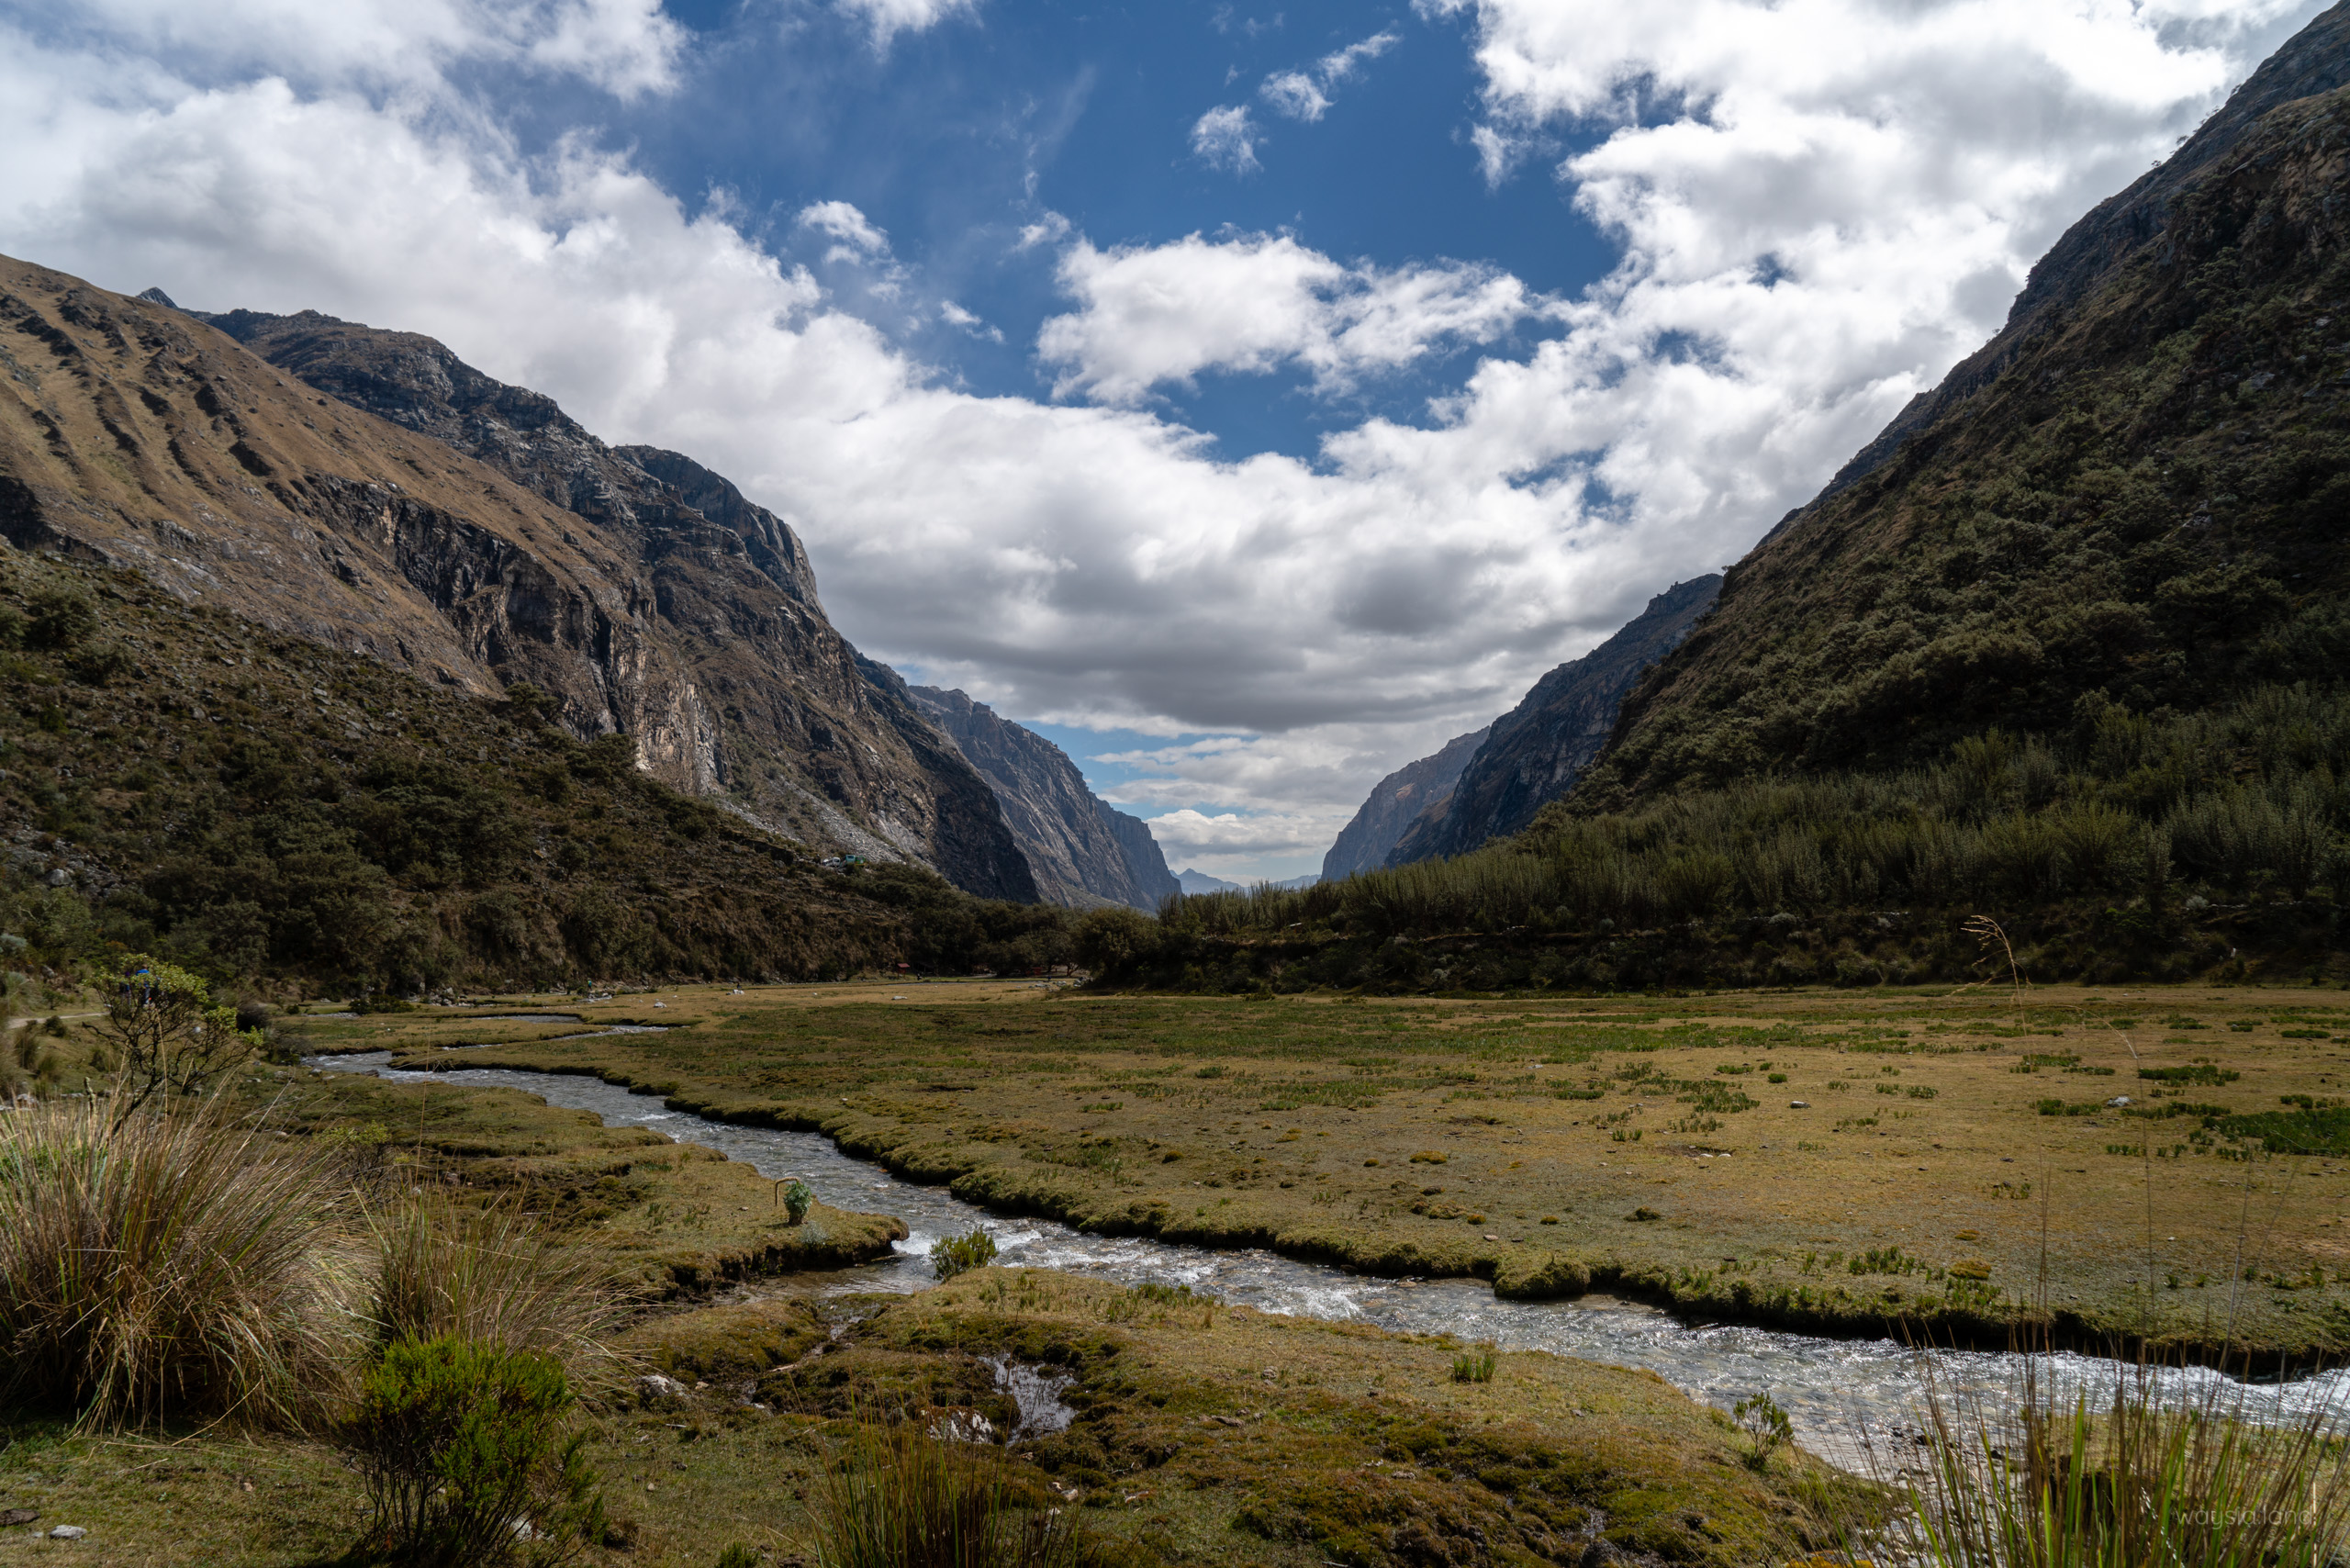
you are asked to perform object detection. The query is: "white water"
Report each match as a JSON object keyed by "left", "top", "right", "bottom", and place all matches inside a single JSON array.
[{"left": 312, "top": 1052, "right": 2350, "bottom": 1457}]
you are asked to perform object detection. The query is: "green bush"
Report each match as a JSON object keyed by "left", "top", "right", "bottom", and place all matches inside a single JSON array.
[
  {"left": 780, "top": 1179, "right": 815, "bottom": 1226},
  {"left": 1450, "top": 1348, "right": 1497, "bottom": 1383},
  {"left": 929, "top": 1227, "right": 998, "bottom": 1282},
  {"left": 344, "top": 1333, "right": 605, "bottom": 1568},
  {"left": 1732, "top": 1392, "right": 1792, "bottom": 1472}
]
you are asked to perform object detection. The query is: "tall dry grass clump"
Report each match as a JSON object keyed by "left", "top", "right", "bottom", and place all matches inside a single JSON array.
[
  {"left": 811, "top": 1419, "right": 1087, "bottom": 1568},
  {"left": 1853, "top": 1354, "right": 2350, "bottom": 1568},
  {"left": 364, "top": 1192, "right": 618, "bottom": 1367},
  {"left": 0, "top": 1096, "right": 354, "bottom": 1428}
]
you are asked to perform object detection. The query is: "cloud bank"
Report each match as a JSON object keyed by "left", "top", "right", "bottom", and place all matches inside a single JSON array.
[{"left": 0, "top": 0, "right": 2319, "bottom": 875}]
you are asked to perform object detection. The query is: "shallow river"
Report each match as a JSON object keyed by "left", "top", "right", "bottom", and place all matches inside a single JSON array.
[{"left": 314, "top": 1051, "right": 2348, "bottom": 1458}]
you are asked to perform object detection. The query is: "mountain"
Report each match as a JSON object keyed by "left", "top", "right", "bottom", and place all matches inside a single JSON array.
[
  {"left": 0, "top": 544, "right": 1064, "bottom": 990},
  {"left": 1800, "top": 0, "right": 2350, "bottom": 515},
  {"left": 0, "top": 263, "right": 1034, "bottom": 900},
  {"left": 904, "top": 686, "right": 1178, "bottom": 910},
  {"left": 1176, "top": 868, "right": 1240, "bottom": 895},
  {"left": 1576, "top": 8, "right": 2350, "bottom": 807},
  {"left": 1320, "top": 726, "right": 1489, "bottom": 879},
  {"left": 1385, "top": 576, "right": 1719, "bottom": 866}
]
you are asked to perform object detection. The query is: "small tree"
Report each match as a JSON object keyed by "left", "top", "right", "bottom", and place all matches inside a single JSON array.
[
  {"left": 100, "top": 957, "right": 261, "bottom": 1121},
  {"left": 1733, "top": 1391, "right": 1793, "bottom": 1472}
]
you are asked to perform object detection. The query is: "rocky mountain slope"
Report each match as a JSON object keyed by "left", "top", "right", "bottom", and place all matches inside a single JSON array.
[
  {"left": 905, "top": 686, "right": 1177, "bottom": 910},
  {"left": 1319, "top": 725, "right": 1488, "bottom": 879},
  {"left": 0, "top": 259, "right": 1034, "bottom": 899},
  {"left": 0, "top": 547, "right": 1062, "bottom": 991},
  {"left": 1384, "top": 576, "right": 1719, "bottom": 866}
]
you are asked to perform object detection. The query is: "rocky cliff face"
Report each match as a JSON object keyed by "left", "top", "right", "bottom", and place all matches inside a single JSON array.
[
  {"left": 0, "top": 259, "right": 1035, "bottom": 900},
  {"left": 1320, "top": 726, "right": 1489, "bottom": 880},
  {"left": 905, "top": 686, "right": 1178, "bottom": 910},
  {"left": 1386, "top": 576, "right": 1720, "bottom": 865}
]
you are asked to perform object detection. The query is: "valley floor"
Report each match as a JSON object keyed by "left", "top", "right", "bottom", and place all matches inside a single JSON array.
[{"left": 327, "top": 979, "right": 2350, "bottom": 1360}]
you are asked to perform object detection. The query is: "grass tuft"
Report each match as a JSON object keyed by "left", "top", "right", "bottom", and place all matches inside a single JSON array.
[
  {"left": 365, "top": 1192, "right": 619, "bottom": 1372},
  {"left": 810, "top": 1418, "right": 1086, "bottom": 1568},
  {"left": 0, "top": 1096, "right": 353, "bottom": 1429},
  {"left": 1851, "top": 1352, "right": 2350, "bottom": 1567}
]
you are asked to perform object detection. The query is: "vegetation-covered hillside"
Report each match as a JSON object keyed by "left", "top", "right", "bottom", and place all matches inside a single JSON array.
[
  {"left": 0, "top": 548, "right": 1070, "bottom": 999},
  {"left": 1087, "top": 80, "right": 2350, "bottom": 994}
]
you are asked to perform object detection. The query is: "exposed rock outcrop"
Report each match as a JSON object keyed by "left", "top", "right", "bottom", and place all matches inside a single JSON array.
[
  {"left": 905, "top": 686, "right": 1177, "bottom": 911},
  {"left": 1386, "top": 577, "right": 1720, "bottom": 866},
  {"left": 0, "top": 259, "right": 1035, "bottom": 900},
  {"left": 1320, "top": 726, "right": 1489, "bottom": 880}
]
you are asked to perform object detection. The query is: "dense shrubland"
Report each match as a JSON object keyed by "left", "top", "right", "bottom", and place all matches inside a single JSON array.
[{"left": 1087, "top": 683, "right": 2350, "bottom": 991}]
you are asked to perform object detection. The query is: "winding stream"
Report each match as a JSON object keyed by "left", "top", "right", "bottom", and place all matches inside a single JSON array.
[{"left": 312, "top": 1051, "right": 2349, "bottom": 1458}]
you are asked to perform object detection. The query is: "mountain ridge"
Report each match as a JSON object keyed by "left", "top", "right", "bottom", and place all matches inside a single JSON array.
[
  {"left": 1385, "top": 575, "right": 1720, "bottom": 866},
  {"left": 0, "top": 263, "right": 1035, "bottom": 899},
  {"left": 1320, "top": 726, "right": 1488, "bottom": 881}
]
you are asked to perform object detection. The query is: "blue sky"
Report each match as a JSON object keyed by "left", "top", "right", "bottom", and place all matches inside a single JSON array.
[
  {"left": 0, "top": 0, "right": 2323, "bottom": 880},
  {"left": 610, "top": 1, "right": 1615, "bottom": 466}
]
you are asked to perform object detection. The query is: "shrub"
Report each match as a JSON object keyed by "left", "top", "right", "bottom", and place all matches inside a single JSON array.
[
  {"left": 366, "top": 1194, "right": 615, "bottom": 1364},
  {"left": 780, "top": 1179, "right": 814, "bottom": 1226},
  {"left": 1451, "top": 1348, "right": 1497, "bottom": 1383},
  {"left": 95, "top": 955, "right": 263, "bottom": 1122},
  {"left": 344, "top": 1333, "right": 605, "bottom": 1568},
  {"left": 1733, "top": 1392, "right": 1793, "bottom": 1472},
  {"left": 930, "top": 1227, "right": 998, "bottom": 1282},
  {"left": 25, "top": 589, "right": 95, "bottom": 650},
  {"left": 0, "top": 1098, "right": 350, "bottom": 1428}
]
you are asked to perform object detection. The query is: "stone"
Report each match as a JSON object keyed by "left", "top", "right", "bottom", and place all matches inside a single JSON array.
[
  {"left": 0, "top": 1509, "right": 36, "bottom": 1528},
  {"left": 634, "top": 1372, "right": 691, "bottom": 1406},
  {"left": 49, "top": 1526, "right": 86, "bottom": 1540},
  {"left": 2106, "top": 1095, "right": 2133, "bottom": 1108},
  {"left": 1788, "top": 1100, "right": 1810, "bottom": 1108}
]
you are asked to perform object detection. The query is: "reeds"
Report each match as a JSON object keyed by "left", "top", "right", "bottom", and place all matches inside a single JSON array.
[
  {"left": 1855, "top": 1352, "right": 2350, "bottom": 1567},
  {"left": 810, "top": 1419, "right": 1086, "bottom": 1568},
  {"left": 0, "top": 1095, "right": 354, "bottom": 1428},
  {"left": 364, "top": 1191, "right": 618, "bottom": 1367}
]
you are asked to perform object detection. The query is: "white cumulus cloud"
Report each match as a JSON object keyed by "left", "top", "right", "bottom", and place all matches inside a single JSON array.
[
  {"left": 1037, "top": 231, "right": 1551, "bottom": 403},
  {"left": 797, "top": 198, "right": 891, "bottom": 258},
  {"left": 6, "top": 0, "right": 685, "bottom": 95},
  {"left": 1259, "top": 29, "right": 1399, "bottom": 123}
]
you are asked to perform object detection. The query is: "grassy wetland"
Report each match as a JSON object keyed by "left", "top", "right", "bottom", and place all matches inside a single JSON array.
[
  {"left": 0, "top": 1000, "right": 1873, "bottom": 1568},
  {"left": 320, "top": 978, "right": 2350, "bottom": 1361}
]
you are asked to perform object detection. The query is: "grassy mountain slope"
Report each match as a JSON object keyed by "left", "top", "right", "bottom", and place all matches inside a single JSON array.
[
  {"left": 1583, "top": 90, "right": 2350, "bottom": 797},
  {"left": 0, "top": 548, "right": 1064, "bottom": 996}
]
